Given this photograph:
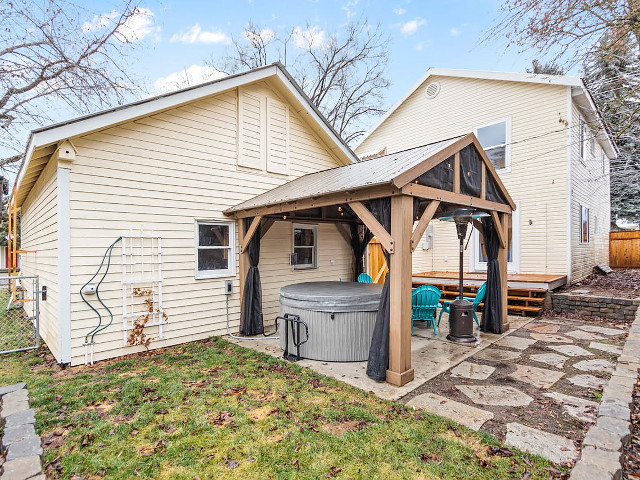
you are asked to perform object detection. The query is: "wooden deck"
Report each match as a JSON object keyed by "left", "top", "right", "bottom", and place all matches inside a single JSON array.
[
  {"left": 413, "top": 271, "right": 567, "bottom": 316},
  {"left": 413, "top": 271, "right": 567, "bottom": 290}
]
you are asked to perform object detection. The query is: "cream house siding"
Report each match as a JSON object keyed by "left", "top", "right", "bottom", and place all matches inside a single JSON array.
[
  {"left": 570, "top": 103, "right": 611, "bottom": 282},
  {"left": 19, "top": 158, "right": 59, "bottom": 359},
  {"left": 358, "top": 75, "right": 570, "bottom": 276},
  {"left": 64, "top": 79, "right": 350, "bottom": 365}
]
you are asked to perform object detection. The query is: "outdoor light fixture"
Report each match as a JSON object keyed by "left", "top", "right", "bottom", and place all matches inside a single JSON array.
[{"left": 440, "top": 208, "right": 489, "bottom": 344}]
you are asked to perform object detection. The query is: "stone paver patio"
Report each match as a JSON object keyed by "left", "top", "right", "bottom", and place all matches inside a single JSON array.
[{"left": 228, "top": 311, "right": 630, "bottom": 467}]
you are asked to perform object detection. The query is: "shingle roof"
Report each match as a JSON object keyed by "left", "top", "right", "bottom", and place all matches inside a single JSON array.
[{"left": 225, "top": 136, "right": 464, "bottom": 214}]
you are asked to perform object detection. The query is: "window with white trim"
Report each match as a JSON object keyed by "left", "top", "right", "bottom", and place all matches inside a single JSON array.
[
  {"left": 580, "top": 205, "right": 590, "bottom": 244},
  {"left": 579, "top": 117, "right": 586, "bottom": 160},
  {"left": 196, "top": 221, "right": 235, "bottom": 278},
  {"left": 292, "top": 224, "right": 318, "bottom": 269},
  {"left": 474, "top": 118, "right": 510, "bottom": 171}
]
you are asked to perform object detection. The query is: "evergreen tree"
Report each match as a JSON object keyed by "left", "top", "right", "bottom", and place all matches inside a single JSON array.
[{"left": 585, "top": 32, "right": 640, "bottom": 227}]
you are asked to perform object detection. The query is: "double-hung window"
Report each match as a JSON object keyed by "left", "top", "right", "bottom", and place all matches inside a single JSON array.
[
  {"left": 580, "top": 206, "right": 590, "bottom": 244},
  {"left": 474, "top": 118, "right": 510, "bottom": 171},
  {"left": 579, "top": 118, "right": 586, "bottom": 161},
  {"left": 292, "top": 224, "right": 318, "bottom": 269},
  {"left": 196, "top": 221, "right": 235, "bottom": 278}
]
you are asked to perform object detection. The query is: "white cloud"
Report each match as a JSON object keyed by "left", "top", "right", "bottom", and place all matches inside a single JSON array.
[
  {"left": 394, "top": 8, "right": 406, "bottom": 15},
  {"left": 154, "top": 65, "right": 227, "bottom": 93},
  {"left": 243, "top": 28, "right": 275, "bottom": 44},
  {"left": 82, "top": 7, "right": 160, "bottom": 43},
  {"left": 342, "top": 0, "right": 360, "bottom": 20},
  {"left": 450, "top": 27, "right": 461, "bottom": 37},
  {"left": 170, "top": 24, "right": 230, "bottom": 44},
  {"left": 292, "top": 26, "right": 328, "bottom": 49},
  {"left": 400, "top": 17, "right": 425, "bottom": 36}
]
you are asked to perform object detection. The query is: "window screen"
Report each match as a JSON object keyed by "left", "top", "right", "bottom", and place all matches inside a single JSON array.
[
  {"left": 580, "top": 206, "right": 590, "bottom": 244},
  {"left": 293, "top": 224, "right": 317, "bottom": 269},
  {"left": 196, "top": 222, "right": 235, "bottom": 277}
]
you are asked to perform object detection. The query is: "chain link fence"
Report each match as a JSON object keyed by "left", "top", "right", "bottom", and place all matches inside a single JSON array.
[{"left": 0, "top": 275, "right": 39, "bottom": 354}]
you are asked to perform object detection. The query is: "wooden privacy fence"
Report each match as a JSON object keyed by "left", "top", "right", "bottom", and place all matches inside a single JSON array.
[
  {"left": 367, "top": 238, "right": 388, "bottom": 284},
  {"left": 610, "top": 230, "right": 640, "bottom": 268}
]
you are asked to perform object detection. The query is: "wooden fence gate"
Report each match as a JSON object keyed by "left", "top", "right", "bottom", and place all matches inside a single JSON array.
[
  {"left": 610, "top": 231, "right": 640, "bottom": 268},
  {"left": 367, "top": 238, "right": 388, "bottom": 284}
]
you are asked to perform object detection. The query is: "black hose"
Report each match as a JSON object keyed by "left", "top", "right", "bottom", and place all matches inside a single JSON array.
[{"left": 81, "top": 237, "right": 122, "bottom": 344}]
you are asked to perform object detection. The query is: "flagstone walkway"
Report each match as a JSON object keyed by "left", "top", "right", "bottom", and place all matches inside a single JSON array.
[{"left": 404, "top": 315, "right": 628, "bottom": 466}]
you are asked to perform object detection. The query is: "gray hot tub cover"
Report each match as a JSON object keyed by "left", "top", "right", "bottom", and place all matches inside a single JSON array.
[{"left": 279, "top": 281, "right": 382, "bottom": 312}]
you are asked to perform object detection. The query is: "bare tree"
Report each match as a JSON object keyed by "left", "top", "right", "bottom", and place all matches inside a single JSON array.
[
  {"left": 0, "top": 0, "right": 146, "bottom": 168},
  {"left": 210, "top": 17, "right": 391, "bottom": 144},
  {"left": 485, "top": 0, "right": 640, "bottom": 66}
]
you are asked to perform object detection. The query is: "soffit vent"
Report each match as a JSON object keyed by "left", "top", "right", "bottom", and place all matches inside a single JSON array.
[{"left": 425, "top": 81, "right": 440, "bottom": 99}]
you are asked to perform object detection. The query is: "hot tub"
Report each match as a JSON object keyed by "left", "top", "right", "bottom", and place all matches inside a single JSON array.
[{"left": 279, "top": 281, "right": 382, "bottom": 362}]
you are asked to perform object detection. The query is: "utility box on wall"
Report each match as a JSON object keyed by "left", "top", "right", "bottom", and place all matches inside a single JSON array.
[{"left": 423, "top": 224, "right": 434, "bottom": 250}]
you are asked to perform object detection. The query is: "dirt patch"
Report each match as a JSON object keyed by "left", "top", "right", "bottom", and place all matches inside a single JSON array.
[
  {"left": 320, "top": 420, "right": 371, "bottom": 436},
  {"left": 562, "top": 268, "right": 640, "bottom": 299},
  {"left": 248, "top": 406, "right": 277, "bottom": 421}
]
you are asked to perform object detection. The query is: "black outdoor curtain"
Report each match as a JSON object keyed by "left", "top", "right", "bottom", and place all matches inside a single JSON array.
[
  {"left": 366, "top": 197, "right": 392, "bottom": 382},
  {"left": 240, "top": 217, "right": 264, "bottom": 335},
  {"left": 480, "top": 216, "right": 503, "bottom": 334},
  {"left": 459, "top": 145, "right": 482, "bottom": 198},
  {"left": 349, "top": 223, "right": 374, "bottom": 280}
]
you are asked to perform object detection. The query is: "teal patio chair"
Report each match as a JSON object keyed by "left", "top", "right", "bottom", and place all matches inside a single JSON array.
[
  {"left": 411, "top": 285, "right": 442, "bottom": 335},
  {"left": 357, "top": 273, "right": 373, "bottom": 283},
  {"left": 438, "top": 282, "right": 487, "bottom": 328}
]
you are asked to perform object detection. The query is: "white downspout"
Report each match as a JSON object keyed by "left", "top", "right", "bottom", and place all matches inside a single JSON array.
[{"left": 566, "top": 87, "right": 573, "bottom": 285}]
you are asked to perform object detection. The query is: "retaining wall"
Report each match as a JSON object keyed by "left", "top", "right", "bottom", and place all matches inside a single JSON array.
[{"left": 552, "top": 293, "right": 640, "bottom": 322}]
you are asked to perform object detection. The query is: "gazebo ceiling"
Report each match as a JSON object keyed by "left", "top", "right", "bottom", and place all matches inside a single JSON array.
[{"left": 225, "top": 133, "right": 515, "bottom": 219}]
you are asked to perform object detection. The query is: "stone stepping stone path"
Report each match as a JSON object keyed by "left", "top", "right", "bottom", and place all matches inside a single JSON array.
[
  {"left": 547, "top": 344, "right": 594, "bottom": 357},
  {"left": 505, "top": 422, "right": 580, "bottom": 465},
  {"left": 568, "top": 374, "right": 608, "bottom": 389},
  {"left": 578, "top": 325, "right": 625, "bottom": 336},
  {"left": 456, "top": 385, "right": 533, "bottom": 407},
  {"left": 574, "top": 359, "right": 616, "bottom": 374},
  {"left": 542, "top": 391, "right": 599, "bottom": 423},
  {"left": 566, "top": 330, "right": 606, "bottom": 341},
  {"left": 509, "top": 364, "right": 564, "bottom": 389},
  {"left": 474, "top": 348, "right": 521, "bottom": 362},
  {"left": 450, "top": 361, "right": 495, "bottom": 380},
  {"left": 494, "top": 336, "right": 537, "bottom": 351},
  {"left": 530, "top": 352, "right": 568, "bottom": 369},
  {"left": 406, "top": 393, "right": 494, "bottom": 431},
  {"left": 589, "top": 342, "right": 623, "bottom": 355},
  {"left": 526, "top": 323, "right": 560, "bottom": 334},
  {"left": 529, "top": 333, "right": 573, "bottom": 343},
  {"left": 0, "top": 383, "right": 44, "bottom": 479}
]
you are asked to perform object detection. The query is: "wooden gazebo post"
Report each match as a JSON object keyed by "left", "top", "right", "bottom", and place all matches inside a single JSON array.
[
  {"left": 498, "top": 212, "right": 511, "bottom": 331},
  {"left": 387, "top": 194, "right": 414, "bottom": 386}
]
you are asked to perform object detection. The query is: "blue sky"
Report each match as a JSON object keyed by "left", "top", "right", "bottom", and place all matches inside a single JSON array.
[
  {"left": 84, "top": 0, "right": 565, "bottom": 111},
  {"left": 4, "top": 0, "right": 574, "bottom": 163}
]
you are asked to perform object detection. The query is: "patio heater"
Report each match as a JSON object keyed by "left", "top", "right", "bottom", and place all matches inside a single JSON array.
[{"left": 440, "top": 208, "right": 489, "bottom": 344}]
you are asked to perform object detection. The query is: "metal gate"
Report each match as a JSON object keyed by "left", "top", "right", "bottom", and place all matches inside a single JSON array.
[{"left": 0, "top": 275, "right": 39, "bottom": 355}]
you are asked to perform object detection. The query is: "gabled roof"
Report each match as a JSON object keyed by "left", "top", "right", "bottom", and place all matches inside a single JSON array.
[
  {"left": 225, "top": 133, "right": 515, "bottom": 217},
  {"left": 354, "top": 67, "right": 618, "bottom": 158},
  {"left": 15, "top": 62, "right": 359, "bottom": 207}
]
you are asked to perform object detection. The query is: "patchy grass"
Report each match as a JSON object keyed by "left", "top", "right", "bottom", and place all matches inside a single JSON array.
[{"left": 0, "top": 338, "right": 564, "bottom": 479}]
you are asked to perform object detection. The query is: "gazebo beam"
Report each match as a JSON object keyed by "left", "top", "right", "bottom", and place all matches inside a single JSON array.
[
  {"left": 411, "top": 200, "right": 439, "bottom": 253},
  {"left": 401, "top": 183, "right": 511, "bottom": 213},
  {"left": 348, "top": 202, "right": 394, "bottom": 254},
  {"left": 240, "top": 215, "right": 263, "bottom": 253},
  {"left": 490, "top": 211, "right": 507, "bottom": 249},
  {"left": 387, "top": 194, "right": 414, "bottom": 387},
  {"left": 498, "top": 212, "right": 510, "bottom": 331}
]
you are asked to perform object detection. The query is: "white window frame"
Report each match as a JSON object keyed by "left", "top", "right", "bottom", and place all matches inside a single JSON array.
[
  {"left": 580, "top": 205, "right": 590, "bottom": 244},
  {"left": 473, "top": 117, "right": 512, "bottom": 173},
  {"left": 195, "top": 220, "right": 236, "bottom": 279},
  {"left": 579, "top": 117, "right": 587, "bottom": 161},
  {"left": 292, "top": 223, "right": 318, "bottom": 270},
  {"left": 471, "top": 201, "right": 521, "bottom": 273}
]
